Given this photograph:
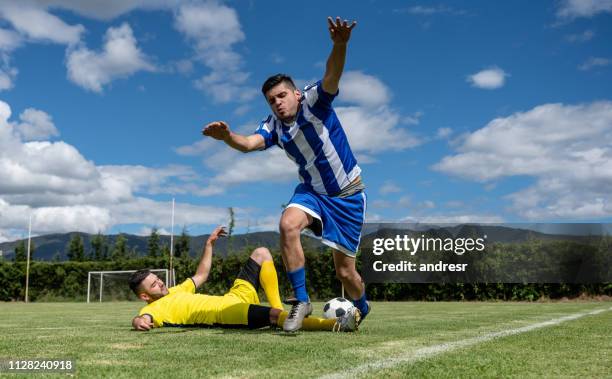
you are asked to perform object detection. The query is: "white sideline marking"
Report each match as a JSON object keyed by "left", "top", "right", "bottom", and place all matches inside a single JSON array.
[{"left": 320, "top": 306, "right": 612, "bottom": 379}]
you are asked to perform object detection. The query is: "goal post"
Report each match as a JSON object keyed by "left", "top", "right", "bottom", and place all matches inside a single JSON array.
[{"left": 86, "top": 269, "right": 172, "bottom": 303}]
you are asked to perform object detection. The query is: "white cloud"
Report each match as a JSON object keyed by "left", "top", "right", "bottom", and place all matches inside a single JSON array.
[
  {"left": 173, "top": 58, "right": 194, "bottom": 75},
  {"left": 436, "top": 127, "right": 452, "bottom": 139},
  {"left": 15, "top": 108, "right": 59, "bottom": 141},
  {"left": 107, "top": 197, "right": 227, "bottom": 227},
  {"left": 338, "top": 71, "right": 391, "bottom": 107},
  {"left": 233, "top": 104, "right": 252, "bottom": 117},
  {"left": 194, "top": 71, "right": 258, "bottom": 103},
  {"left": 433, "top": 101, "right": 612, "bottom": 219},
  {"left": 0, "top": 2, "right": 83, "bottom": 45},
  {"left": 379, "top": 181, "right": 401, "bottom": 195},
  {"left": 398, "top": 196, "right": 411, "bottom": 207},
  {"left": 394, "top": 5, "right": 466, "bottom": 16},
  {"left": 0, "top": 3, "right": 84, "bottom": 92},
  {"left": 467, "top": 67, "right": 508, "bottom": 90},
  {"left": 421, "top": 200, "right": 436, "bottom": 209},
  {"left": 0, "top": 28, "right": 22, "bottom": 51},
  {"left": 174, "top": 138, "right": 216, "bottom": 156},
  {"left": 371, "top": 199, "right": 393, "bottom": 209},
  {"left": 137, "top": 226, "right": 172, "bottom": 237},
  {"left": 174, "top": 2, "right": 244, "bottom": 47},
  {"left": 323, "top": 74, "right": 417, "bottom": 156},
  {"left": 402, "top": 111, "right": 423, "bottom": 126},
  {"left": 0, "top": 1, "right": 255, "bottom": 96},
  {"left": 174, "top": 2, "right": 256, "bottom": 104},
  {"left": 0, "top": 99, "right": 11, "bottom": 120},
  {"left": 557, "top": 0, "right": 612, "bottom": 19},
  {"left": 566, "top": 29, "right": 595, "bottom": 43},
  {"left": 445, "top": 200, "right": 465, "bottom": 208},
  {"left": 405, "top": 6, "right": 448, "bottom": 15},
  {"left": 336, "top": 106, "right": 421, "bottom": 153},
  {"left": 36, "top": 0, "right": 176, "bottom": 21},
  {"left": 0, "top": 99, "right": 230, "bottom": 239},
  {"left": 371, "top": 195, "right": 411, "bottom": 209},
  {"left": 0, "top": 1, "right": 178, "bottom": 92},
  {"left": 98, "top": 164, "right": 200, "bottom": 195},
  {"left": 365, "top": 213, "right": 384, "bottom": 222},
  {"left": 66, "top": 23, "right": 156, "bottom": 92},
  {"left": 1, "top": 139, "right": 99, "bottom": 196},
  {"left": 0, "top": 65, "right": 17, "bottom": 91},
  {"left": 0, "top": 228, "right": 21, "bottom": 243},
  {"left": 34, "top": 205, "right": 113, "bottom": 234},
  {"left": 205, "top": 148, "right": 296, "bottom": 187},
  {"left": 578, "top": 57, "right": 611, "bottom": 71},
  {"left": 0, "top": 28, "right": 20, "bottom": 91}
]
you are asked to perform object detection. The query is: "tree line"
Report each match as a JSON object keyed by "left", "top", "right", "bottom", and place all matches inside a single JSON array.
[
  {"left": 10, "top": 228, "right": 191, "bottom": 262},
  {"left": 4, "top": 227, "right": 610, "bottom": 302},
  {"left": 1, "top": 247, "right": 610, "bottom": 302}
]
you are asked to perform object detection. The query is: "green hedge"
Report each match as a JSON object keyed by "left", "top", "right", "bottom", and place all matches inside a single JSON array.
[{"left": 1, "top": 248, "right": 610, "bottom": 302}]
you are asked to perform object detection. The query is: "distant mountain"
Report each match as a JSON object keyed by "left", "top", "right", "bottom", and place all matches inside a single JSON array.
[
  {"left": 0, "top": 225, "right": 598, "bottom": 262},
  {"left": 0, "top": 231, "right": 324, "bottom": 261}
]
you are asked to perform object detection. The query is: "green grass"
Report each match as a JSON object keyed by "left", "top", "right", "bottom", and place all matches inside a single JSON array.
[{"left": 1, "top": 301, "right": 610, "bottom": 378}]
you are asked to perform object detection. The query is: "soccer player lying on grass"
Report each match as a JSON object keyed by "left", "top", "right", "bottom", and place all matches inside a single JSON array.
[{"left": 129, "top": 226, "right": 359, "bottom": 332}]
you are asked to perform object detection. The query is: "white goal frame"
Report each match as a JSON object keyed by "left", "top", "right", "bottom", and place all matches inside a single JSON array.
[{"left": 86, "top": 269, "right": 173, "bottom": 303}]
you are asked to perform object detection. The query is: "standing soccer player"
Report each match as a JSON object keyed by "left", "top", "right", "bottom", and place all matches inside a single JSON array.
[{"left": 202, "top": 17, "right": 369, "bottom": 332}]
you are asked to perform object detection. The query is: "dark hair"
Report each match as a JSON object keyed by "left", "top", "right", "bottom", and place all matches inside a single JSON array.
[
  {"left": 261, "top": 73, "right": 296, "bottom": 95},
  {"left": 129, "top": 269, "right": 151, "bottom": 295}
]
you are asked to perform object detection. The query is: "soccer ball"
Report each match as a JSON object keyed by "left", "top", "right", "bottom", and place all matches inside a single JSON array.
[{"left": 322, "top": 297, "right": 355, "bottom": 319}]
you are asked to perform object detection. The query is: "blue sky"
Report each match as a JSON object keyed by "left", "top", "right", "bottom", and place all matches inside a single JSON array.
[{"left": 0, "top": 0, "right": 611, "bottom": 242}]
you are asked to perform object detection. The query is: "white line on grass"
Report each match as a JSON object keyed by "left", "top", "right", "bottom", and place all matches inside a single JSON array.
[{"left": 320, "top": 306, "right": 612, "bottom": 379}]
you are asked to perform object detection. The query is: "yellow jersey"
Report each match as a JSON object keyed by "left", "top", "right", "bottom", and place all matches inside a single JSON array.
[{"left": 139, "top": 278, "right": 259, "bottom": 328}]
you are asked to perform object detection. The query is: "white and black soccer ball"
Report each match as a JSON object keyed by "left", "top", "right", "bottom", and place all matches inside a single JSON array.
[{"left": 322, "top": 297, "right": 355, "bottom": 319}]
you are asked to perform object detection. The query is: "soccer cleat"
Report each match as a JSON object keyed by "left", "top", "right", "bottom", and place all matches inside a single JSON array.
[
  {"left": 333, "top": 306, "right": 361, "bottom": 332},
  {"left": 283, "top": 300, "right": 313, "bottom": 332}
]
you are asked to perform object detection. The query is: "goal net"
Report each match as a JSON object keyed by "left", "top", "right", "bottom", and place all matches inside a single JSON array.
[{"left": 87, "top": 269, "right": 173, "bottom": 303}]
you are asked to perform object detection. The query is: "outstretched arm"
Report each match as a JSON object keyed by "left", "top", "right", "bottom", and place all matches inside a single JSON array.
[
  {"left": 191, "top": 225, "right": 227, "bottom": 288},
  {"left": 322, "top": 16, "right": 357, "bottom": 95},
  {"left": 202, "top": 121, "right": 264, "bottom": 153}
]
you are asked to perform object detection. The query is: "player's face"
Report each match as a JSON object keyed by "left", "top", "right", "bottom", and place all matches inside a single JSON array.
[
  {"left": 139, "top": 273, "right": 169, "bottom": 301},
  {"left": 265, "top": 82, "right": 301, "bottom": 122}
]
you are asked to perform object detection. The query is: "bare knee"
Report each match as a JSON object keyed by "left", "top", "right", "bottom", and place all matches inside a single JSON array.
[
  {"left": 279, "top": 209, "right": 309, "bottom": 238},
  {"left": 279, "top": 218, "right": 300, "bottom": 237},
  {"left": 250, "top": 247, "right": 272, "bottom": 264},
  {"left": 335, "top": 266, "right": 357, "bottom": 282}
]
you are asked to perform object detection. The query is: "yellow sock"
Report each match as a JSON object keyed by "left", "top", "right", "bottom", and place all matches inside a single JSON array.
[
  {"left": 276, "top": 312, "right": 336, "bottom": 331},
  {"left": 260, "top": 260, "right": 283, "bottom": 310}
]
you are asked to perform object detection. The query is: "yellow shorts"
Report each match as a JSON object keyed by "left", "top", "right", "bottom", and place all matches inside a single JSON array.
[
  {"left": 227, "top": 278, "right": 260, "bottom": 304},
  {"left": 217, "top": 279, "right": 261, "bottom": 325}
]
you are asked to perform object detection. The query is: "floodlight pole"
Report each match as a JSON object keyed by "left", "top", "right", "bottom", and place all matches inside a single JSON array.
[
  {"left": 25, "top": 214, "right": 32, "bottom": 303},
  {"left": 169, "top": 198, "right": 175, "bottom": 287}
]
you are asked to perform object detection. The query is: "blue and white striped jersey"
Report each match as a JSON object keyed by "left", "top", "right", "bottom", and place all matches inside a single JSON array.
[{"left": 255, "top": 80, "right": 361, "bottom": 196}]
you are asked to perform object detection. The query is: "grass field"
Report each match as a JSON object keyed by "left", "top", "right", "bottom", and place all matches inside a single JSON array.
[{"left": 1, "top": 301, "right": 611, "bottom": 378}]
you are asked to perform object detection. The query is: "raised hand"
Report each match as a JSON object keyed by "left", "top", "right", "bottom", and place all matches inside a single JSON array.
[
  {"left": 202, "top": 121, "right": 230, "bottom": 141},
  {"left": 207, "top": 225, "right": 228, "bottom": 245},
  {"left": 327, "top": 16, "right": 357, "bottom": 45}
]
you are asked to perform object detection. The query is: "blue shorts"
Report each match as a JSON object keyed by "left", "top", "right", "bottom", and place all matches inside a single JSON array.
[{"left": 286, "top": 184, "right": 367, "bottom": 256}]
